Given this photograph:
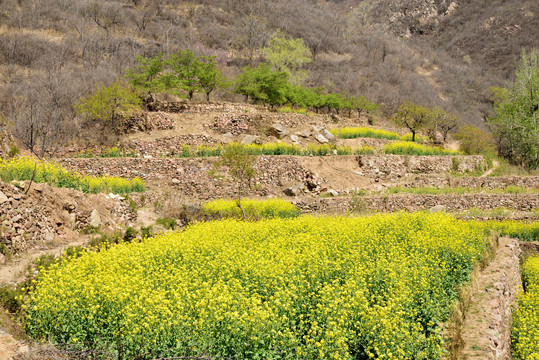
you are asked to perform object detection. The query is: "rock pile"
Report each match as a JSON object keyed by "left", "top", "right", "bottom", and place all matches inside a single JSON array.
[
  {"left": 0, "top": 181, "right": 136, "bottom": 254},
  {"left": 120, "top": 112, "right": 175, "bottom": 134},
  {"left": 207, "top": 113, "right": 256, "bottom": 135},
  {"left": 124, "top": 135, "right": 222, "bottom": 157}
]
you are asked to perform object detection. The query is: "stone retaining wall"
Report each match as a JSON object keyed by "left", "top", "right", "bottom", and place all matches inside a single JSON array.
[
  {"left": 402, "top": 175, "right": 539, "bottom": 189},
  {"left": 297, "top": 193, "right": 539, "bottom": 213}
]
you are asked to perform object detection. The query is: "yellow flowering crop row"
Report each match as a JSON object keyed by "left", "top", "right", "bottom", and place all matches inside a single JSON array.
[
  {"left": 27, "top": 213, "right": 488, "bottom": 359},
  {"left": 470, "top": 220, "right": 539, "bottom": 242},
  {"left": 0, "top": 156, "right": 145, "bottom": 194},
  {"left": 202, "top": 199, "right": 300, "bottom": 219},
  {"left": 384, "top": 142, "right": 461, "bottom": 156},
  {"left": 512, "top": 256, "right": 539, "bottom": 359}
]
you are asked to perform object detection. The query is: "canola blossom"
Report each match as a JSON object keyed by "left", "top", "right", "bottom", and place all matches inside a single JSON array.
[
  {"left": 27, "top": 213, "right": 489, "bottom": 359},
  {"left": 0, "top": 156, "right": 145, "bottom": 194},
  {"left": 202, "top": 198, "right": 300, "bottom": 219},
  {"left": 512, "top": 256, "right": 539, "bottom": 359}
]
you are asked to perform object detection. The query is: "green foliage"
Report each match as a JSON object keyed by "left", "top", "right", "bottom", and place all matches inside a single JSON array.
[
  {"left": 455, "top": 125, "right": 496, "bottom": 155},
  {"left": 202, "top": 199, "right": 300, "bottom": 219},
  {"left": 164, "top": 49, "right": 200, "bottom": 100},
  {"left": 196, "top": 55, "right": 228, "bottom": 101},
  {"left": 384, "top": 142, "right": 461, "bottom": 155},
  {"left": 489, "top": 49, "right": 539, "bottom": 169},
  {"left": 156, "top": 217, "right": 177, "bottom": 230},
  {"left": 261, "top": 29, "right": 312, "bottom": 85},
  {"left": 0, "top": 157, "right": 146, "bottom": 194},
  {"left": 391, "top": 102, "right": 431, "bottom": 142},
  {"left": 125, "top": 54, "right": 166, "bottom": 96},
  {"left": 235, "top": 63, "right": 290, "bottom": 106},
  {"left": 7, "top": 144, "right": 20, "bottom": 158},
  {"left": 26, "top": 213, "right": 488, "bottom": 359},
  {"left": 74, "top": 81, "right": 141, "bottom": 130},
  {"left": 213, "top": 143, "right": 258, "bottom": 216}
]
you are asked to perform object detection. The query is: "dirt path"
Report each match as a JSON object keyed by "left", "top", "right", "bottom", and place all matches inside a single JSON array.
[
  {"left": 459, "top": 236, "right": 521, "bottom": 359},
  {"left": 480, "top": 160, "right": 500, "bottom": 178}
]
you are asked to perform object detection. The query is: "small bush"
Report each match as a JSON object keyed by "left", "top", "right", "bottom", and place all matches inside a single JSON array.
[{"left": 156, "top": 217, "right": 177, "bottom": 230}]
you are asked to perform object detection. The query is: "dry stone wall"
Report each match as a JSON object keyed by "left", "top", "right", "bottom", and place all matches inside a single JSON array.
[
  {"left": 402, "top": 175, "right": 539, "bottom": 190},
  {"left": 57, "top": 157, "right": 314, "bottom": 200},
  {"left": 355, "top": 155, "right": 486, "bottom": 181},
  {"left": 297, "top": 193, "right": 539, "bottom": 214},
  {"left": 0, "top": 181, "right": 136, "bottom": 254}
]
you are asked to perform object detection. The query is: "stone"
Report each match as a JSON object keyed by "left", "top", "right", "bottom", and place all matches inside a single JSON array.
[
  {"left": 283, "top": 184, "right": 304, "bottom": 197},
  {"left": 0, "top": 191, "right": 8, "bottom": 204},
  {"left": 270, "top": 123, "right": 290, "bottom": 139},
  {"left": 89, "top": 209, "right": 101, "bottom": 228},
  {"left": 321, "top": 129, "right": 336, "bottom": 141},
  {"left": 241, "top": 135, "right": 257, "bottom": 145},
  {"left": 11, "top": 215, "right": 22, "bottom": 223},
  {"left": 0, "top": 253, "right": 5, "bottom": 265},
  {"left": 314, "top": 133, "right": 329, "bottom": 144},
  {"left": 171, "top": 178, "right": 181, "bottom": 184},
  {"left": 324, "top": 189, "right": 339, "bottom": 197},
  {"left": 289, "top": 134, "right": 300, "bottom": 143},
  {"left": 296, "top": 130, "right": 311, "bottom": 138},
  {"left": 429, "top": 205, "right": 446, "bottom": 213}
]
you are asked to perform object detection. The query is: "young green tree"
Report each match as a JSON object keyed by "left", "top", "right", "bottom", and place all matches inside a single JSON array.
[
  {"left": 261, "top": 30, "right": 312, "bottom": 85},
  {"left": 165, "top": 50, "right": 200, "bottom": 100},
  {"left": 234, "top": 64, "right": 289, "bottom": 107},
  {"left": 455, "top": 125, "right": 496, "bottom": 155},
  {"left": 125, "top": 54, "right": 165, "bottom": 101},
  {"left": 212, "top": 143, "right": 257, "bottom": 218},
  {"left": 391, "top": 102, "right": 430, "bottom": 142},
  {"left": 75, "top": 81, "right": 141, "bottom": 131},
  {"left": 196, "top": 55, "right": 227, "bottom": 102},
  {"left": 489, "top": 50, "right": 539, "bottom": 169}
]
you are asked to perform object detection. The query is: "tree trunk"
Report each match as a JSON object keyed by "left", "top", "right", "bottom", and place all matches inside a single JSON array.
[{"left": 206, "top": 92, "right": 211, "bottom": 102}]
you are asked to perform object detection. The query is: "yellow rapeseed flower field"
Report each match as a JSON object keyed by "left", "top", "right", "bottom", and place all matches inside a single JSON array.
[
  {"left": 512, "top": 256, "right": 539, "bottom": 359},
  {"left": 27, "top": 213, "right": 489, "bottom": 359}
]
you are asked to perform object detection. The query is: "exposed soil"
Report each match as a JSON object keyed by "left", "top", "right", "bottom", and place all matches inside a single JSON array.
[{"left": 459, "top": 237, "right": 522, "bottom": 359}]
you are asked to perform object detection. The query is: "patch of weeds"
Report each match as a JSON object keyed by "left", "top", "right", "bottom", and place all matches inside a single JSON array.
[
  {"left": 451, "top": 157, "right": 461, "bottom": 172},
  {"left": 156, "top": 217, "right": 177, "bottom": 230},
  {"left": 125, "top": 195, "right": 138, "bottom": 212},
  {"left": 140, "top": 225, "right": 153, "bottom": 239},
  {"left": 0, "top": 286, "right": 25, "bottom": 314},
  {"left": 123, "top": 227, "right": 138, "bottom": 242}
]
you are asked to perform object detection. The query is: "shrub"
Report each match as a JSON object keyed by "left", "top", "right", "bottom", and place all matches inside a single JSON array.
[{"left": 156, "top": 217, "right": 177, "bottom": 230}]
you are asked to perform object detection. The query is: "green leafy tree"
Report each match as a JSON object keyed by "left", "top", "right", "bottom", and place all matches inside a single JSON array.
[
  {"left": 212, "top": 143, "right": 257, "bottom": 218},
  {"left": 165, "top": 50, "right": 200, "bottom": 100},
  {"left": 75, "top": 81, "right": 141, "bottom": 131},
  {"left": 261, "top": 30, "right": 312, "bottom": 85},
  {"left": 391, "top": 102, "right": 430, "bottom": 142},
  {"left": 196, "top": 55, "right": 227, "bottom": 102},
  {"left": 235, "top": 64, "right": 289, "bottom": 107},
  {"left": 489, "top": 50, "right": 539, "bottom": 169},
  {"left": 125, "top": 54, "right": 165, "bottom": 100}
]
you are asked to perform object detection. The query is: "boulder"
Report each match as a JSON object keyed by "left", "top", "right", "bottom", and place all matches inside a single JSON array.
[
  {"left": 283, "top": 184, "right": 304, "bottom": 197},
  {"left": 324, "top": 189, "right": 339, "bottom": 197},
  {"left": 270, "top": 123, "right": 290, "bottom": 139},
  {"left": 321, "top": 129, "right": 336, "bottom": 141},
  {"left": 241, "top": 135, "right": 258, "bottom": 145},
  {"left": 289, "top": 134, "right": 300, "bottom": 143},
  {"left": 314, "top": 133, "right": 329, "bottom": 144},
  {"left": 89, "top": 209, "right": 101, "bottom": 228},
  {"left": 0, "top": 190, "right": 8, "bottom": 205},
  {"left": 429, "top": 205, "right": 446, "bottom": 213}
]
